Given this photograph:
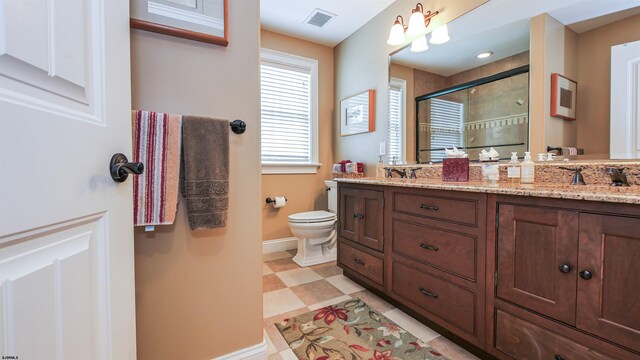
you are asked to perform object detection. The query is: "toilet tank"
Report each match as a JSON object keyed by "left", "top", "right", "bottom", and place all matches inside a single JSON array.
[{"left": 324, "top": 180, "right": 338, "bottom": 213}]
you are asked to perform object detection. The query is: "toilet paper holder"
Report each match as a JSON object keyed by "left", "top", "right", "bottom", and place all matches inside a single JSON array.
[{"left": 266, "top": 197, "right": 287, "bottom": 204}]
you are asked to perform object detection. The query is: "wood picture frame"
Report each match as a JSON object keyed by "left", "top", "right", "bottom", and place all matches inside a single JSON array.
[
  {"left": 131, "top": 0, "right": 228, "bottom": 47},
  {"left": 340, "top": 90, "right": 375, "bottom": 136},
  {"left": 551, "top": 73, "right": 577, "bottom": 120}
]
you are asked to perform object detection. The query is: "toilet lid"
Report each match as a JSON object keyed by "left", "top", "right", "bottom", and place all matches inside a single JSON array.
[{"left": 288, "top": 210, "right": 336, "bottom": 223}]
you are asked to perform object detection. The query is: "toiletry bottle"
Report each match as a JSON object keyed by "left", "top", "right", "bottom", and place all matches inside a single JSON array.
[
  {"left": 521, "top": 152, "right": 535, "bottom": 184},
  {"left": 507, "top": 152, "right": 520, "bottom": 184},
  {"left": 376, "top": 155, "right": 385, "bottom": 178}
]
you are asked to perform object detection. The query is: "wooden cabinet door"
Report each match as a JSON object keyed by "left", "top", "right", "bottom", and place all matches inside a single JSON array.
[
  {"left": 357, "top": 189, "right": 384, "bottom": 251},
  {"left": 339, "top": 187, "right": 359, "bottom": 242},
  {"left": 577, "top": 214, "right": 640, "bottom": 353},
  {"left": 497, "top": 204, "right": 579, "bottom": 325}
]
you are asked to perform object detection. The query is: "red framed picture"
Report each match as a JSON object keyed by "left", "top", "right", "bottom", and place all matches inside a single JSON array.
[{"left": 551, "top": 73, "right": 577, "bottom": 120}]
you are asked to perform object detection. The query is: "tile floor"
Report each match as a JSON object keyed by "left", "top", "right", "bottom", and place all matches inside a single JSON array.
[{"left": 262, "top": 250, "right": 479, "bottom": 360}]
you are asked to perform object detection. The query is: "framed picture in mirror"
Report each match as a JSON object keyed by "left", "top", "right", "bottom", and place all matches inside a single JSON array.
[
  {"left": 131, "top": 0, "right": 228, "bottom": 46},
  {"left": 551, "top": 73, "right": 577, "bottom": 120},
  {"left": 340, "top": 90, "right": 375, "bottom": 136}
]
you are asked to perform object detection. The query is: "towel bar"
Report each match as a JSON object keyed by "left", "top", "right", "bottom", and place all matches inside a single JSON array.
[{"left": 230, "top": 119, "right": 246, "bottom": 134}]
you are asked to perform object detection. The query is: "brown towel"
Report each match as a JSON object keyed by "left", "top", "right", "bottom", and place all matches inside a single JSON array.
[{"left": 181, "top": 116, "right": 229, "bottom": 229}]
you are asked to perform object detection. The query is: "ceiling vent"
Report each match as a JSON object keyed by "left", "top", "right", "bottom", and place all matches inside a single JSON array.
[{"left": 304, "top": 8, "right": 337, "bottom": 28}]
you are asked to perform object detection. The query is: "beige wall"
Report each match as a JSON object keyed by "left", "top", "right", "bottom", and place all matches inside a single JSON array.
[
  {"left": 576, "top": 14, "right": 640, "bottom": 158},
  {"left": 529, "top": 14, "right": 577, "bottom": 155},
  {"left": 334, "top": 0, "right": 488, "bottom": 175},
  {"left": 260, "top": 30, "right": 334, "bottom": 241},
  {"left": 130, "top": 1, "right": 263, "bottom": 359}
]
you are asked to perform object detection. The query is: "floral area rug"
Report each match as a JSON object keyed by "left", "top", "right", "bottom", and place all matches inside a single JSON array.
[{"left": 275, "top": 298, "right": 448, "bottom": 360}]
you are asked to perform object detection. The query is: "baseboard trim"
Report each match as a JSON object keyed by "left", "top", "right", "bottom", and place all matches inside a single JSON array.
[
  {"left": 263, "top": 237, "right": 297, "bottom": 254},
  {"left": 212, "top": 339, "right": 267, "bottom": 360}
]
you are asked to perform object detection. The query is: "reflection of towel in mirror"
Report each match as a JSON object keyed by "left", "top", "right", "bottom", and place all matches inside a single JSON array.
[
  {"left": 180, "top": 116, "right": 229, "bottom": 230},
  {"left": 131, "top": 110, "right": 182, "bottom": 226}
]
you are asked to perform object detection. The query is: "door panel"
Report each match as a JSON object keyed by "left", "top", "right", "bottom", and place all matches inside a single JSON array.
[
  {"left": 359, "top": 190, "right": 384, "bottom": 251},
  {"left": 0, "top": 0, "right": 135, "bottom": 358},
  {"left": 339, "top": 187, "right": 358, "bottom": 242},
  {"left": 577, "top": 214, "right": 640, "bottom": 353},
  {"left": 497, "top": 204, "right": 578, "bottom": 325}
]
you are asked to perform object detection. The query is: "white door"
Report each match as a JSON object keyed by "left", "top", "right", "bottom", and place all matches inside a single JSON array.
[
  {"left": 0, "top": 0, "right": 137, "bottom": 359},
  {"left": 610, "top": 40, "right": 640, "bottom": 159}
]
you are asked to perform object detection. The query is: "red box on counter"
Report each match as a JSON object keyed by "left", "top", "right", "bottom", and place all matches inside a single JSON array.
[{"left": 442, "top": 158, "right": 470, "bottom": 182}]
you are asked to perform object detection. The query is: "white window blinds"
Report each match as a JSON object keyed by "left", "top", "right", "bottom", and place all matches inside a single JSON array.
[
  {"left": 429, "top": 98, "right": 464, "bottom": 161},
  {"left": 388, "top": 82, "right": 403, "bottom": 162},
  {"left": 261, "top": 61, "right": 312, "bottom": 163}
]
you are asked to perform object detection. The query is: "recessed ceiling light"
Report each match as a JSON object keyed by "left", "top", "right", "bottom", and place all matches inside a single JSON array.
[{"left": 477, "top": 51, "right": 494, "bottom": 59}]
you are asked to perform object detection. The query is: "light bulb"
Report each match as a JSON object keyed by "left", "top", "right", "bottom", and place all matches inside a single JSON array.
[
  {"left": 410, "top": 35, "right": 429, "bottom": 53},
  {"left": 477, "top": 51, "right": 494, "bottom": 59},
  {"left": 430, "top": 24, "right": 450, "bottom": 44},
  {"left": 387, "top": 22, "right": 406, "bottom": 46},
  {"left": 406, "top": 10, "right": 427, "bottom": 37}
]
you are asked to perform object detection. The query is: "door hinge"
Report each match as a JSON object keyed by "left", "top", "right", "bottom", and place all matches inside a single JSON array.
[{"left": 494, "top": 271, "right": 498, "bottom": 286}]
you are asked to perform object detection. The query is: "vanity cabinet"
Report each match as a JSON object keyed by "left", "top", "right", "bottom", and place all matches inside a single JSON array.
[
  {"left": 337, "top": 182, "right": 640, "bottom": 360},
  {"left": 492, "top": 197, "right": 640, "bottom": 360},
  {"left": 337, "top": 183, "right": 487, "bottom": 349},
  {"left": 338, "top": 186, "right": 384, "bottom": 251},
  {"left": 337, "top": 185, "right": 385, "bottom": 290},
  {"left": 389, "top": 188, "right": 487, "bottom": 348}
]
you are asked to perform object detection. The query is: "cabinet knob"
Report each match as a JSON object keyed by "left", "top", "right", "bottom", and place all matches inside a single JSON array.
[
  {"left": 554, "top": 355, "right": 564, "bottom": 360},
  {"left": 579, "top": 270, "right": 593, "bottom": 280},
  {"left": 353, "top": 213, "right": 364, "bottom": 219},
  {"left": 353, "top": 258, "right": 364, "bottom": 266},
  {"left": 558, "top": 264, "right": 571, "bottom": 273}
]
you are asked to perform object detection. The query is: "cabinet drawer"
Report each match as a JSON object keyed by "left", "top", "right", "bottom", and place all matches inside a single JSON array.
[
  {"left": 393, "top": 192, "right": 477, "bottom": 226},
  {"left": 495, "top": 310, "right": 613, "bottom": 360},
  {"left": 392, "top": 261, "right": 476, "bottom": 334},
  {"left": 392, "top": 219, "right": 476, "bottom": 280},
  {"left": 339, "top": 242, "right": 383, "bottom": 285}
]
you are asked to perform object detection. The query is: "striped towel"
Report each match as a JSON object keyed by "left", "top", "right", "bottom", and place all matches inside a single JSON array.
[{"left": 132, "top": 110, "right": 182, "bottom": 226}]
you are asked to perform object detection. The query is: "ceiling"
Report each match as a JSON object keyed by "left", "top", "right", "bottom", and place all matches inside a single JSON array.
[
  {"left": 260, "top": 0, "right": 397, "bottom": 47},
  {"left": 391, "top": 0, "right": 640, "bottom": 76}
]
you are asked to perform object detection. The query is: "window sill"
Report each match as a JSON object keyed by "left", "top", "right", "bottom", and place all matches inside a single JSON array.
[{"left": 262, "top": 163, "right": 321, "bottom": 174}]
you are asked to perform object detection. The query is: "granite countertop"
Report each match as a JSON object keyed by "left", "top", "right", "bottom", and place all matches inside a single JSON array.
[{"left": 334, "top": 177, "right": 640, "bottom": 205}]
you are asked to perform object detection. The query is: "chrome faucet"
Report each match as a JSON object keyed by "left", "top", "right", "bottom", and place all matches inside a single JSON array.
[
  {"left": 384, "top": 167, "right": 407, "bottom": 178},
  {"left": 559, "top": 167, "right": 586, "bottom": 185},
  {"left": 604, "top": 167, "right": 630, "bottom": 187}
]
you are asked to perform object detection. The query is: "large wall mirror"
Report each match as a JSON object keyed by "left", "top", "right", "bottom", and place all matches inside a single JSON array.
[{"left": 389, "top": 1, "right": 640, "bottom": 163}]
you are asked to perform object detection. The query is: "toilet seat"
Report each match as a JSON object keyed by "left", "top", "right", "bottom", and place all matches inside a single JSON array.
[{"left": 288, "top": 210, "right": 336, "bottom": 224}]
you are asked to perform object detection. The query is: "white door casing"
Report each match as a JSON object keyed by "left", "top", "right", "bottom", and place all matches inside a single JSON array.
[
  {"left": 610, "top": 40, "right": 640, "bottom": 159},
  {"left": 0, "top": 0, "right": 136, "bottom": 359}
]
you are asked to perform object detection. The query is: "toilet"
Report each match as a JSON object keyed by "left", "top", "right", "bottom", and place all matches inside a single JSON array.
[{"left": 289, "top": 180, "right": 338, "bottom": 267}]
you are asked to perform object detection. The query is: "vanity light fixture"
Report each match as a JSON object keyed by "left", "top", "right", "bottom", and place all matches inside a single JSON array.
[
  {"left": 406, "top": 3, "right": 438, "bottom": 37},
  {"left": 386, "top": 16, "right": 407, "bottom": 46},
  {"left": 477, "top": 51, "right": 494, "bottom": 59},
  {"left": 387, "top": 3, "right": 442, "bottom": 46},
  {"left": 410, "top": 35, "right": 429, "bottom": 53},
  {"left": 429, "top": 24, "right": 450, "bottom": 44}
]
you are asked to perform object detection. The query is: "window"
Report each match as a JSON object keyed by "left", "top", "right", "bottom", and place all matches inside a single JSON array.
[
  {"left": 428, "top": 98, "right": 464, "bottom": 161},
  {"left": 260, "top": 49, "right": 319, "bottom": 174},
  {"left": 387, "top": 78, "right": 406, "bottom": 163}
]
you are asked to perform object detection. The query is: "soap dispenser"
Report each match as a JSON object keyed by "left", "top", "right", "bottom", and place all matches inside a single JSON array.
[
  {"left": 376, "top": 155, "right": 385, "bottom": 178},
  {"left": 507, "top": 152, "right": 520, "bottom": 184},
  {"left": 521, "top": 152, "right": 535, "bottom": 184}
]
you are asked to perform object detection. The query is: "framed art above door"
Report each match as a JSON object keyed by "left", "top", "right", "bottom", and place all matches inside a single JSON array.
[{"left": 131, "top": 0, "right": 228, "bottom": 46}]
